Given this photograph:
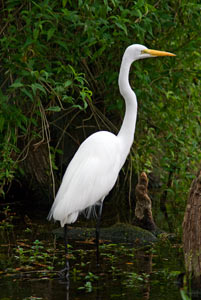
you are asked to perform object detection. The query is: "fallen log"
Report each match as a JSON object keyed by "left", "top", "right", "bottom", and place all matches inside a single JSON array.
[{"left": 53, "top": 223, "right": 158, "bottom": 246}]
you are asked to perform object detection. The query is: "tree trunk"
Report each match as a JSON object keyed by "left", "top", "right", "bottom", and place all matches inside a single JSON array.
[{"left": 183, "top": 169, "right": 201, "bottom": 295}]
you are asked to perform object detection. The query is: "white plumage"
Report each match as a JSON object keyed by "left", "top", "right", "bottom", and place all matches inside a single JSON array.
[
  {"left": 48, "top": 131, "right": 122, "bottom": 226},
  {"left": 48, "top": 44, "right": 175, "bottom": 228}
]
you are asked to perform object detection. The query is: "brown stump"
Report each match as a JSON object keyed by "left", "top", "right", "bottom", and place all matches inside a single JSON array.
[
  {"left": 183, "top": 170, "right": 201, "bottom": 295},
  {"left": 134, "top": 172, "right": 157, "bottom": 233}
]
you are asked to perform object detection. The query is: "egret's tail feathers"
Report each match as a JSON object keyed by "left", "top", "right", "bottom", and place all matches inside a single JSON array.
[
  {"left": 47, "top": 210, "right": 53, "bottom": 221},
  {"left": 83, "top": 201, "right": 102, "bottom": 219},
  {"left": 60, "top": 212, "right": 79, "bottom": 227},
  {"left": 47, "top": 205, "right": 79, "bottom": 227}
]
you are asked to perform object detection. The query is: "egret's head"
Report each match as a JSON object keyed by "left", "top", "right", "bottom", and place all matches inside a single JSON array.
[{"left": 125, "top": 44, "right": 176, "bottom": 61}]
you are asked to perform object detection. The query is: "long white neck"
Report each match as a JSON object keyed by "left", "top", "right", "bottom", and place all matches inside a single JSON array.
[{"left": 117, "top": 52, "right": 137, "bottom": 163}]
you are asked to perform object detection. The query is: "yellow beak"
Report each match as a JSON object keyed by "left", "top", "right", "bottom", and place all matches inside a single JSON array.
[{"left": 142, "top": 49, "right": 176, "bottom": 57}]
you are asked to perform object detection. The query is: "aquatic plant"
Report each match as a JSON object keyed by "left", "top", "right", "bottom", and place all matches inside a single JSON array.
[{"left": 78, "top": 272, "right": 99, "bottom": 293}]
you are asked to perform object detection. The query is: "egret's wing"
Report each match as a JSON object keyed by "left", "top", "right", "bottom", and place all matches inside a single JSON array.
[{"left": 48, "top": 132, "right": 121, "bottom": 225}]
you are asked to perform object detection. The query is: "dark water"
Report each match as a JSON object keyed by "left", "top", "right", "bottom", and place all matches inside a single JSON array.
[
  {"left": 0, "top": 209, "right": 184, "bottom": 300},
  {"left": 0, "top": 242, "right": 184, "bottom": 300},
  {"left": 0, "top": 275, "right": 181, "bottom": 300}
]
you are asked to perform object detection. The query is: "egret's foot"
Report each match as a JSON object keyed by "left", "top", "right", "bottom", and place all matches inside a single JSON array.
[
  {"left": 58, "top": 267, "right": 70, "bottom": 290},
  {"left": 58, "top": 266, "right": 70, "bottom": 283}
]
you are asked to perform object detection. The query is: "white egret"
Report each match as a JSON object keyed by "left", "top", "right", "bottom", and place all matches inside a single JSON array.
[{"left": 48, "top": 44, "right": 175, "bottom": 279}]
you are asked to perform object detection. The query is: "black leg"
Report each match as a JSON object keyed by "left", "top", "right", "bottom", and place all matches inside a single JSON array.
[
  {"left": 95, "top": 203, "right": 103, "bottom": 266},
  {"left": 59, "top": 224, "right": 70, "bottom": 289},
  {"left": 64, "top": 224, "right": 70, "bottom": 284}
]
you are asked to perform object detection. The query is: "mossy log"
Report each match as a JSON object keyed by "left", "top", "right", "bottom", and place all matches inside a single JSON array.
[
  {"left": 53, "top": 223, "right": 157, "bottom": 246},
  {"left": 183, "top": 170, "right": 201, "bottom": 293}
]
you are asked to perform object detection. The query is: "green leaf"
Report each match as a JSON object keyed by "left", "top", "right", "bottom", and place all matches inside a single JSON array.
[
  {"left": 33, "top": 28, "right": 39, "bottom": 40},
  {"left": 30, "top": 118, "right": 38, "bottom": 126},
  {"left": 31, "top": 83, "right": 47, "bottom": 96},
  {"left": 55, "top": 40, "right": 68, "bottom": 50},
  {"left": 115, "top": 21, "right": 128, "bottom": 35},
  {"left": 180, "top": 289, "right": 191, "bottom": 300},
  {"left": 47, "top": 28, "right": 55, "bottom": 41},
  {"left": 40, "top": 70, "right": 50, "bottom": 80},
  {"left": 46, "top": 106, "right": 61, "bottom": 112},
  {"left": 21, "top": 88, "right": 34, "bottom": 101},
  {"left": 0, "top": 116, "right": 5, "bottom": 132},
  {"left": 62, "top": 0, "right": 68, "bottom": 8},
  {"left": 137, "top": 0, "right": 145, "bottom": 8},
  {"left": 10, "top": 82, "right": 24, "bottom": 88},
  {"left": 64, "top": 80, "right": 73, "bottom": 88}
]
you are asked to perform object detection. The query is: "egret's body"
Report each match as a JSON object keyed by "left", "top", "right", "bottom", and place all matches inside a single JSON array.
[
  {"left": 49, "top": 131, "right": 123, "bottom": 226},
  {"left": 48, "top": 44, "right": 175, "bottom": 278},
  {"left": 48, "top": 45, "right": 143, "bottom": 225}
]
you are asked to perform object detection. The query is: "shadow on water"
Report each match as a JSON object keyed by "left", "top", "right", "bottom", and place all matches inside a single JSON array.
[{"left": 0, "top": 204, "right": 185, "bottom": 300}]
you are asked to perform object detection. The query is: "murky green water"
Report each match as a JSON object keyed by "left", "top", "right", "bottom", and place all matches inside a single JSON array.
[
  {"left": 0, "top": 241, "right": 184, "bottom": 299},
  {"left": 0, "top": 275, "right": 181, "bottom": 300},
  {"left": 0, "top": 207, "right": 185, "bottom": 300}
]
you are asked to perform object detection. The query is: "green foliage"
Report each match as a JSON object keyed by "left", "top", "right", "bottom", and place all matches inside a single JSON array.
[
  {"left": 0, "top": 0, "right": 201, "bottom": 231},
  {"left": 0, "top": 0, "right": 93, "bottom": 194},
  {"left": 0, "top": 205, "right": 15, "bottom": 241},
  {"left": 78, "top": 272, "right": 99, "bottom": 293},
  {"left": 14, "top": 239, "right": 56, "bottom": 271},
  {"left": 0, "top": 225, "right": 184, "bottom": 298},
  {"left": 123, "top": 271, "right": 149, "bottom": 288},
  {"left": 180, "top": 289, "right": 191, "bottom": 300}
]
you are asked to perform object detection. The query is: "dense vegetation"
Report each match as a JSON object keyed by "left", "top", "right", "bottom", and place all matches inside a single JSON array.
[{"left": 0, "top": 0, "right": 200, "bottom": 231}]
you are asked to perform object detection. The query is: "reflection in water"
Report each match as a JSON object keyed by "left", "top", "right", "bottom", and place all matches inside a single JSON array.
[
  {"left": 135, "top": 251, "right": 153, "bottom": 300},
  {"left": 0, "top": 240, "right": 183, "bottom": 300},
  {"left": 58, "top": 279, "right": 70, "bottom": 300},
  {"left": 0, "top": 262, "right": 181, "bottom": 300},
  {"left": 66, "top": 284, "right": 69, "bottom": 300}
]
